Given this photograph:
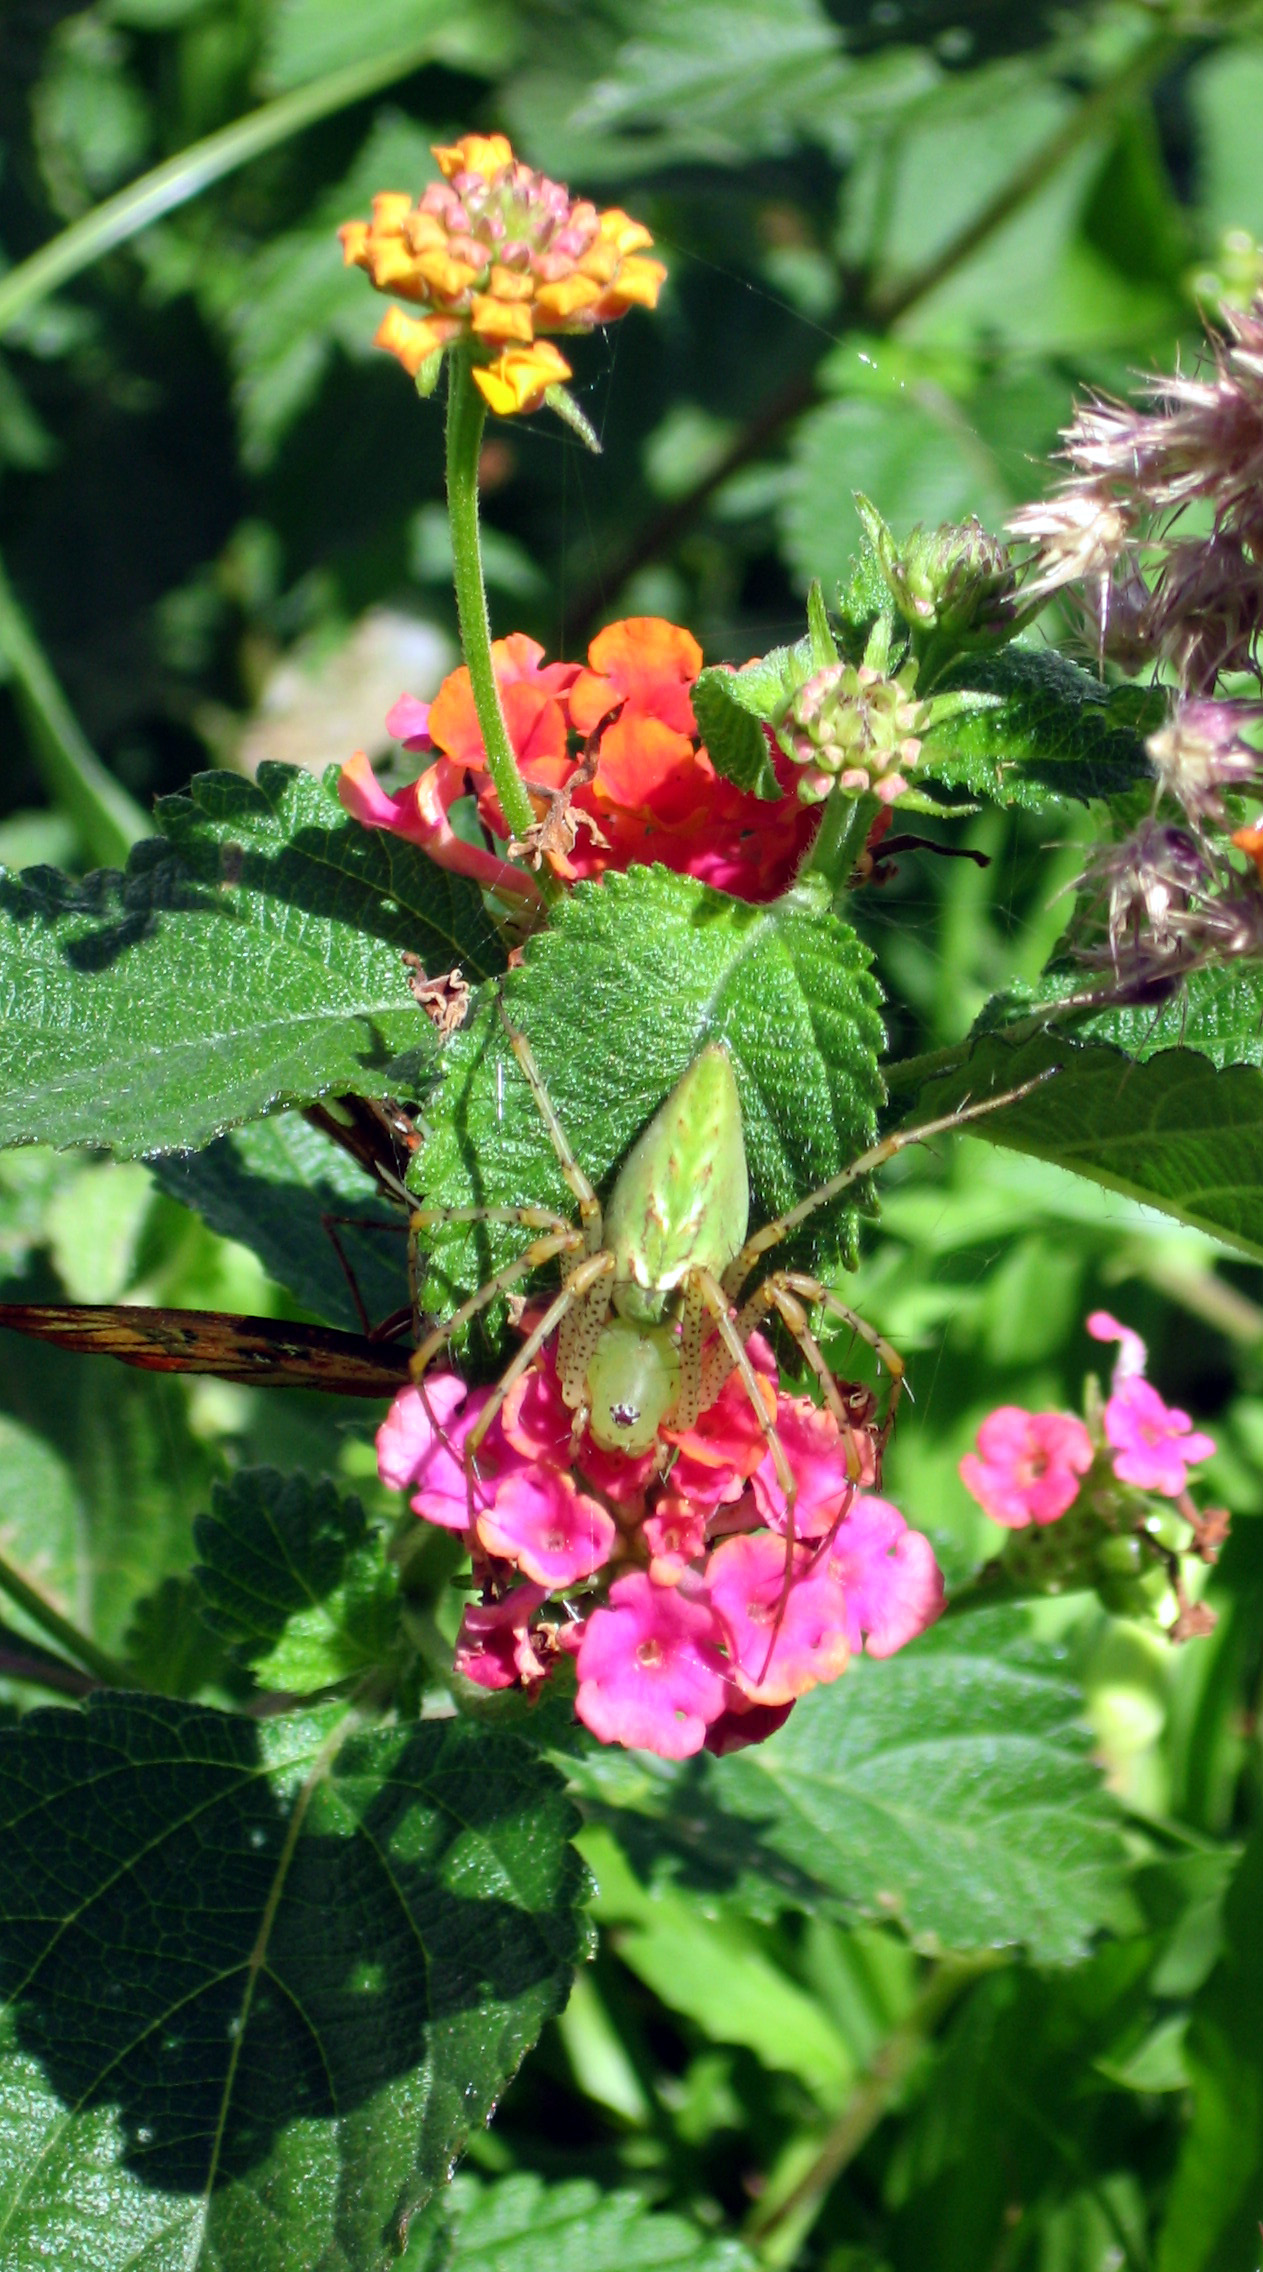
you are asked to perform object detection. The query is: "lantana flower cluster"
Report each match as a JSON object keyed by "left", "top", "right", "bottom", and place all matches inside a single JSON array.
[
  {"left": 339, "top": 133, "right": 665, "bottom": 415},
  {"left": 340, "top": 615, "right": 818, "bottom": 904},
  {"left": 959, "top": 1311, "right": 1225, "bottom": 1636},
  {"left": 378, "top": 1329, "right": 943, "bottom": 1759}
]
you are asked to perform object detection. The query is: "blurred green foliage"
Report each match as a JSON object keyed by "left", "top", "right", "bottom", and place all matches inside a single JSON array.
[{"left": 5, "top": 1, "right": 1263, "bottom": 2267}]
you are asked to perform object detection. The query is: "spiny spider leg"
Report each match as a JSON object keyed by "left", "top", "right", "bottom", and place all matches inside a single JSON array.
[
  {"left": 498, "top": 1015, "right": 604, "bottom": 1254},
  {"left": 720, "top": 1072, "right": 1053, "bottom": 1299},
  {"left": 692, "top": 1266, "right": 798, "bottom": 1526},
  {"left": 460, "top": 1253, "right": 617, "bottom": 1525},
  {"left": 411, "top": 1227, "right": 583, "bottom": 1379},
  {"left": 714, "top": 1278, "right": 876, "bottom": 1482}
]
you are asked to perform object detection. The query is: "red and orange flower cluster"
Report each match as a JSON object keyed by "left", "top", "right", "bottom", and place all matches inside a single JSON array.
[
  {"left": 338, "top": 133, "right": 665, "bottom": 415},
  {"left": 340, "top": 615, "right": 818, "bottom": 903},
  {"left": 379, "top": 1329, "right": 943, "bottom": 1758}
]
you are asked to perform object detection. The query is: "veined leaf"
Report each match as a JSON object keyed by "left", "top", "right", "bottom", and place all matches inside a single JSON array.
[
  {"left": 692, "top": 643, "right": 811, "bottom": 800},
  {"left": 416, "top": 863, "right": 886, "bottom": 1321},
  {"left": 902, "top": 1028, "right": 1263, "bottom": 1264},
  {"left": 447, "top": 2172, "right": 755, "bottom": 2272},
  {"left": 0, "top": 1697, "right": 582, "bottom": 2272},
  {"left": 0, "top": 763, "right": 501, "bottom": 1159},
  {"left": 193, "top": 1467, "right": 400, "bottom": 1694},
  {"left": 917, "top": 650, "right": 1161, "bottom": 811}
]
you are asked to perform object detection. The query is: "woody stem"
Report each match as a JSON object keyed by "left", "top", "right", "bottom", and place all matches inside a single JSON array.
[{"left": 445, "top": 349, "right": 561, "bottom": 905}]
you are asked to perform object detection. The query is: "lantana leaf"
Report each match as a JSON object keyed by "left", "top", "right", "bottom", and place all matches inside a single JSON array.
[
  {"left": 917, "top": 649, "right": 1162, "bottom": 811},
  {"left": 897, "top": 1027, "right": 1263, "bottom": 1264},
  {"left": 692, "top": 642, "right": 812, "bottom": 799},
  {"left": 193, "top": 1467, "right": 400, "bottom": 1694},
  {"left": 0, "top": 1697, "right": 582, "bottom": 2272},
  {"left": 446, "top": 2171, "right": 755, "bottom": 2272},
  {"left": 0, "top": 763, "right": 501, "bottom": 1160}
]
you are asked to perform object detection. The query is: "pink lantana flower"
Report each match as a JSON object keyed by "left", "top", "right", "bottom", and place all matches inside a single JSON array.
[
  {"left": 1102, "top": 1378, "right": 1216, "bottom": 1497},
  {"left": 751, "top": 1391, "right": 874, "bottom": 1539},
  {"left": 705, "top": 1531, "right": 850, "bottom": 1706},
  {"left": 376, "top": 1374, "right": 506, "bottom": 1529},
  {"left": 574, "top": 1573, "right": 729, "bottom": 1758},
  {"left": 959, "top": 1406, "right": 1094, "bottom": 1528},
  {"left": 822, "top": 1495, "right": 945, "bottom": 1657},
  {"left": 454, "top": 1583, "right": 549, "bottom": 1690},
  {"left": 1088, "top": 1308, "right": 1216, "bottom": 1496},
  {"left": 475, "top": 1466, "right": 617, "bottom": 1587}
]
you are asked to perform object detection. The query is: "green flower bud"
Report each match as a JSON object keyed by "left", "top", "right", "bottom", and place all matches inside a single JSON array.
[{"left": 782, "top": 659, "right": 926, "bottom": 807}]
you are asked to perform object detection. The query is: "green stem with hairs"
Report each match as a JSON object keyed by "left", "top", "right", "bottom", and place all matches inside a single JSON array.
[
  {"left": 0, "top": 41, "right": 450, "bottom": 341},
  {"left": 445, "top": 349, "right": 561, "bottom": 905},
  {"left": 0, "top": 1541, "right": 134, "bottom": 1688},
  {"left": 798, "top": 790, "right": 878, "bottom": 896}
]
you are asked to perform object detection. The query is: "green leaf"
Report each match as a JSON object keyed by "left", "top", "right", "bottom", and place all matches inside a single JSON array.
[
  {"left": 1157, "top": 1826, "right": 1263, "bottom": 2272},
  {"left": 152, "top": 1108, "right": 412, "bottom": 1335},
  {"left": 692, "top": 641, "right": 812, "bottom": 800},
  {"left": 903, "top": 1028, "right": 1263, "bottom": 1264},
  {"left": 0, "top": 1336, "right": 219, "bottom": 1658},
  {"left": 193, "top": 1468, "right": 400, "bottom": 1694},
  {"left": 1073, "top": 957, "right": 1263, "bottom": 1072},
  {"left": 581, "top": 1612, "right": 1128, "bottom": 1963},
  {"left": 0, "top": 763, "right": 501, "bottom": 1159},
  {"left": 0, "top": 1697, "right": 582, "bottom": 2271},
  {"left": 447, "top": 2172, "right": 755, "bottom": 2272},
  {"left": 260, "top": 0, "right": 517, "bottom": 94},
  {"left": 416, "top": 865, "right": 886, "bottom": 1325},
  {"left": 918, "top": 651, "right": 1160, "bottom": 811}
]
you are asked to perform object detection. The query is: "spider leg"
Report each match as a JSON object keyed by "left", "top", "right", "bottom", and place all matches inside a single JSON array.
[
  {"left": 691, "top": 1266, "right": 802, "bottom": 1688},
  {"left": 774, "top": 1272, "right": 906, "bottom": 1458},
  {"left": 411, "top": 1228, "right": 584, "bottom": 1380},
  {"left": 720, "top": 1071, "right": 1053, "bottom": 1301},
  {"left": 498, "top": 1014, "right": 604, "bottom": 1254},
  {"left": 464, "top": 1250, "right": 617, "bottom": 1470}
]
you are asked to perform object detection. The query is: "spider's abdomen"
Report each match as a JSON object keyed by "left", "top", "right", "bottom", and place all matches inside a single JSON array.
[
  {"left": 586, "top": 1319, "right": 680, "bottom": 1454},
  {"left": 605, "top": 1045, "right": 749, "bottom": 1327}
]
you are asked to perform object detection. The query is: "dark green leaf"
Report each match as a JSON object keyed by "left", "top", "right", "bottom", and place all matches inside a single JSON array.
[
  {"left": 902, "top": 1028, "right": 1263, "bottom": 1264},
  {"left": 194, "top": 1467, "right": 400, "bottom": 1693},
  {"left": 260, "top": 0, "right": 517, "bottom": 94},
  {"left": 1157, "top": 1827, "right": 1263, "bottom": 2272},
  {"left": 0, "top": 1697, "right": 582, "bottom": 2271},
  {"left": 1074, "top": 958, "right": 1263, "bottom": 1072},
  {"left": 122, "top": 1574, "right": 233, "bottom": 1697},
  {"left": 692, "top": 643, "right": 811, "bottom": 799},
  {"left": 416, "top": 865, "right": 886, "bottom": 1324},
  {"left": 447, "top": 2172, "right": 754, "bottom": 2272},
  {"left": 583, "top": 1611, "right": 1127, "bottom": 1963},
  {"left": 918, "top": 651, "right": 1161, "bottom": 811},
  {"left": 0, "top": 764, "right": 501, "bottom": 1159},
  {"left": 152, "top": 1108, "right": 412, "bottom": 1335}
]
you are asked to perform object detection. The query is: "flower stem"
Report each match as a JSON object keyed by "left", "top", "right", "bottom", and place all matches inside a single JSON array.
[
  {"left": 0, "top": 1541, "right": 134, "bottom": 1688},
  {"left": 798, "top": 791, "right": 878, "bottom": 895},
  {"left": 445, "top": 351, "right": 561, "bottom": 907}
]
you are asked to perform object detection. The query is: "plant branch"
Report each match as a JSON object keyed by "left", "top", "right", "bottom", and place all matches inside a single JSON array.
[
  {"left": 0, "top": 1542, "right": 134, "bottom": 1688},
  {"left": 560, "top": 24, "right": 1179, "bottom": 650},
  {"left": 0, "top": 551, "right": 149, "bottom": 866},
  {"left": 747, "top": 1954, "right": 1002, "bottom": 2263},
  {"left": 0, "top": 41, "right": 449, "bottom": 341}
]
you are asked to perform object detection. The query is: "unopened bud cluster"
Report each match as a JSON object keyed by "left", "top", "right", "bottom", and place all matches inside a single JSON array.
[
  {"left": 783, "top": 660, "right": 926, "bottom": 806},
  {"left": 875, "top": 510, "right": 1016, "bottom": 642}
]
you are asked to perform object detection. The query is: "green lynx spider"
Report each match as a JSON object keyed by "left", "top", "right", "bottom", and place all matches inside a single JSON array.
[{"left": 410, "top": 1023, "right": 1044, "bottom": 1521}]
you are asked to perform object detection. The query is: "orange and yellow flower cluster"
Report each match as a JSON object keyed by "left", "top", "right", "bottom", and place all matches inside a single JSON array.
[{"left": 338, "top": 133, "right": 666, "bottom": 415}]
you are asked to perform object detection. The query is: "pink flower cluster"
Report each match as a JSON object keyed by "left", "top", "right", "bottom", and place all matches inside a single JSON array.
[
  {"left": 959, "top": 1309, "right": 1216, "bottom": 1530},
  {"left": 379, "top": 1331, "right": 944, "bottom": 1759}
]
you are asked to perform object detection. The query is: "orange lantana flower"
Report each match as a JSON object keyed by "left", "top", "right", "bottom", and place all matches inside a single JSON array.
[
  {"left": 338, "top": 134, "right": 666, "bottom": 414},
  {"left": 339, "top": 618, "right": 818, "bottom": 903}
]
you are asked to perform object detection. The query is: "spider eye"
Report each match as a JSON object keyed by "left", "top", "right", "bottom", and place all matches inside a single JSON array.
[{"left": 609, "top": 1401, "right": 640, "bottom": 1429}]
